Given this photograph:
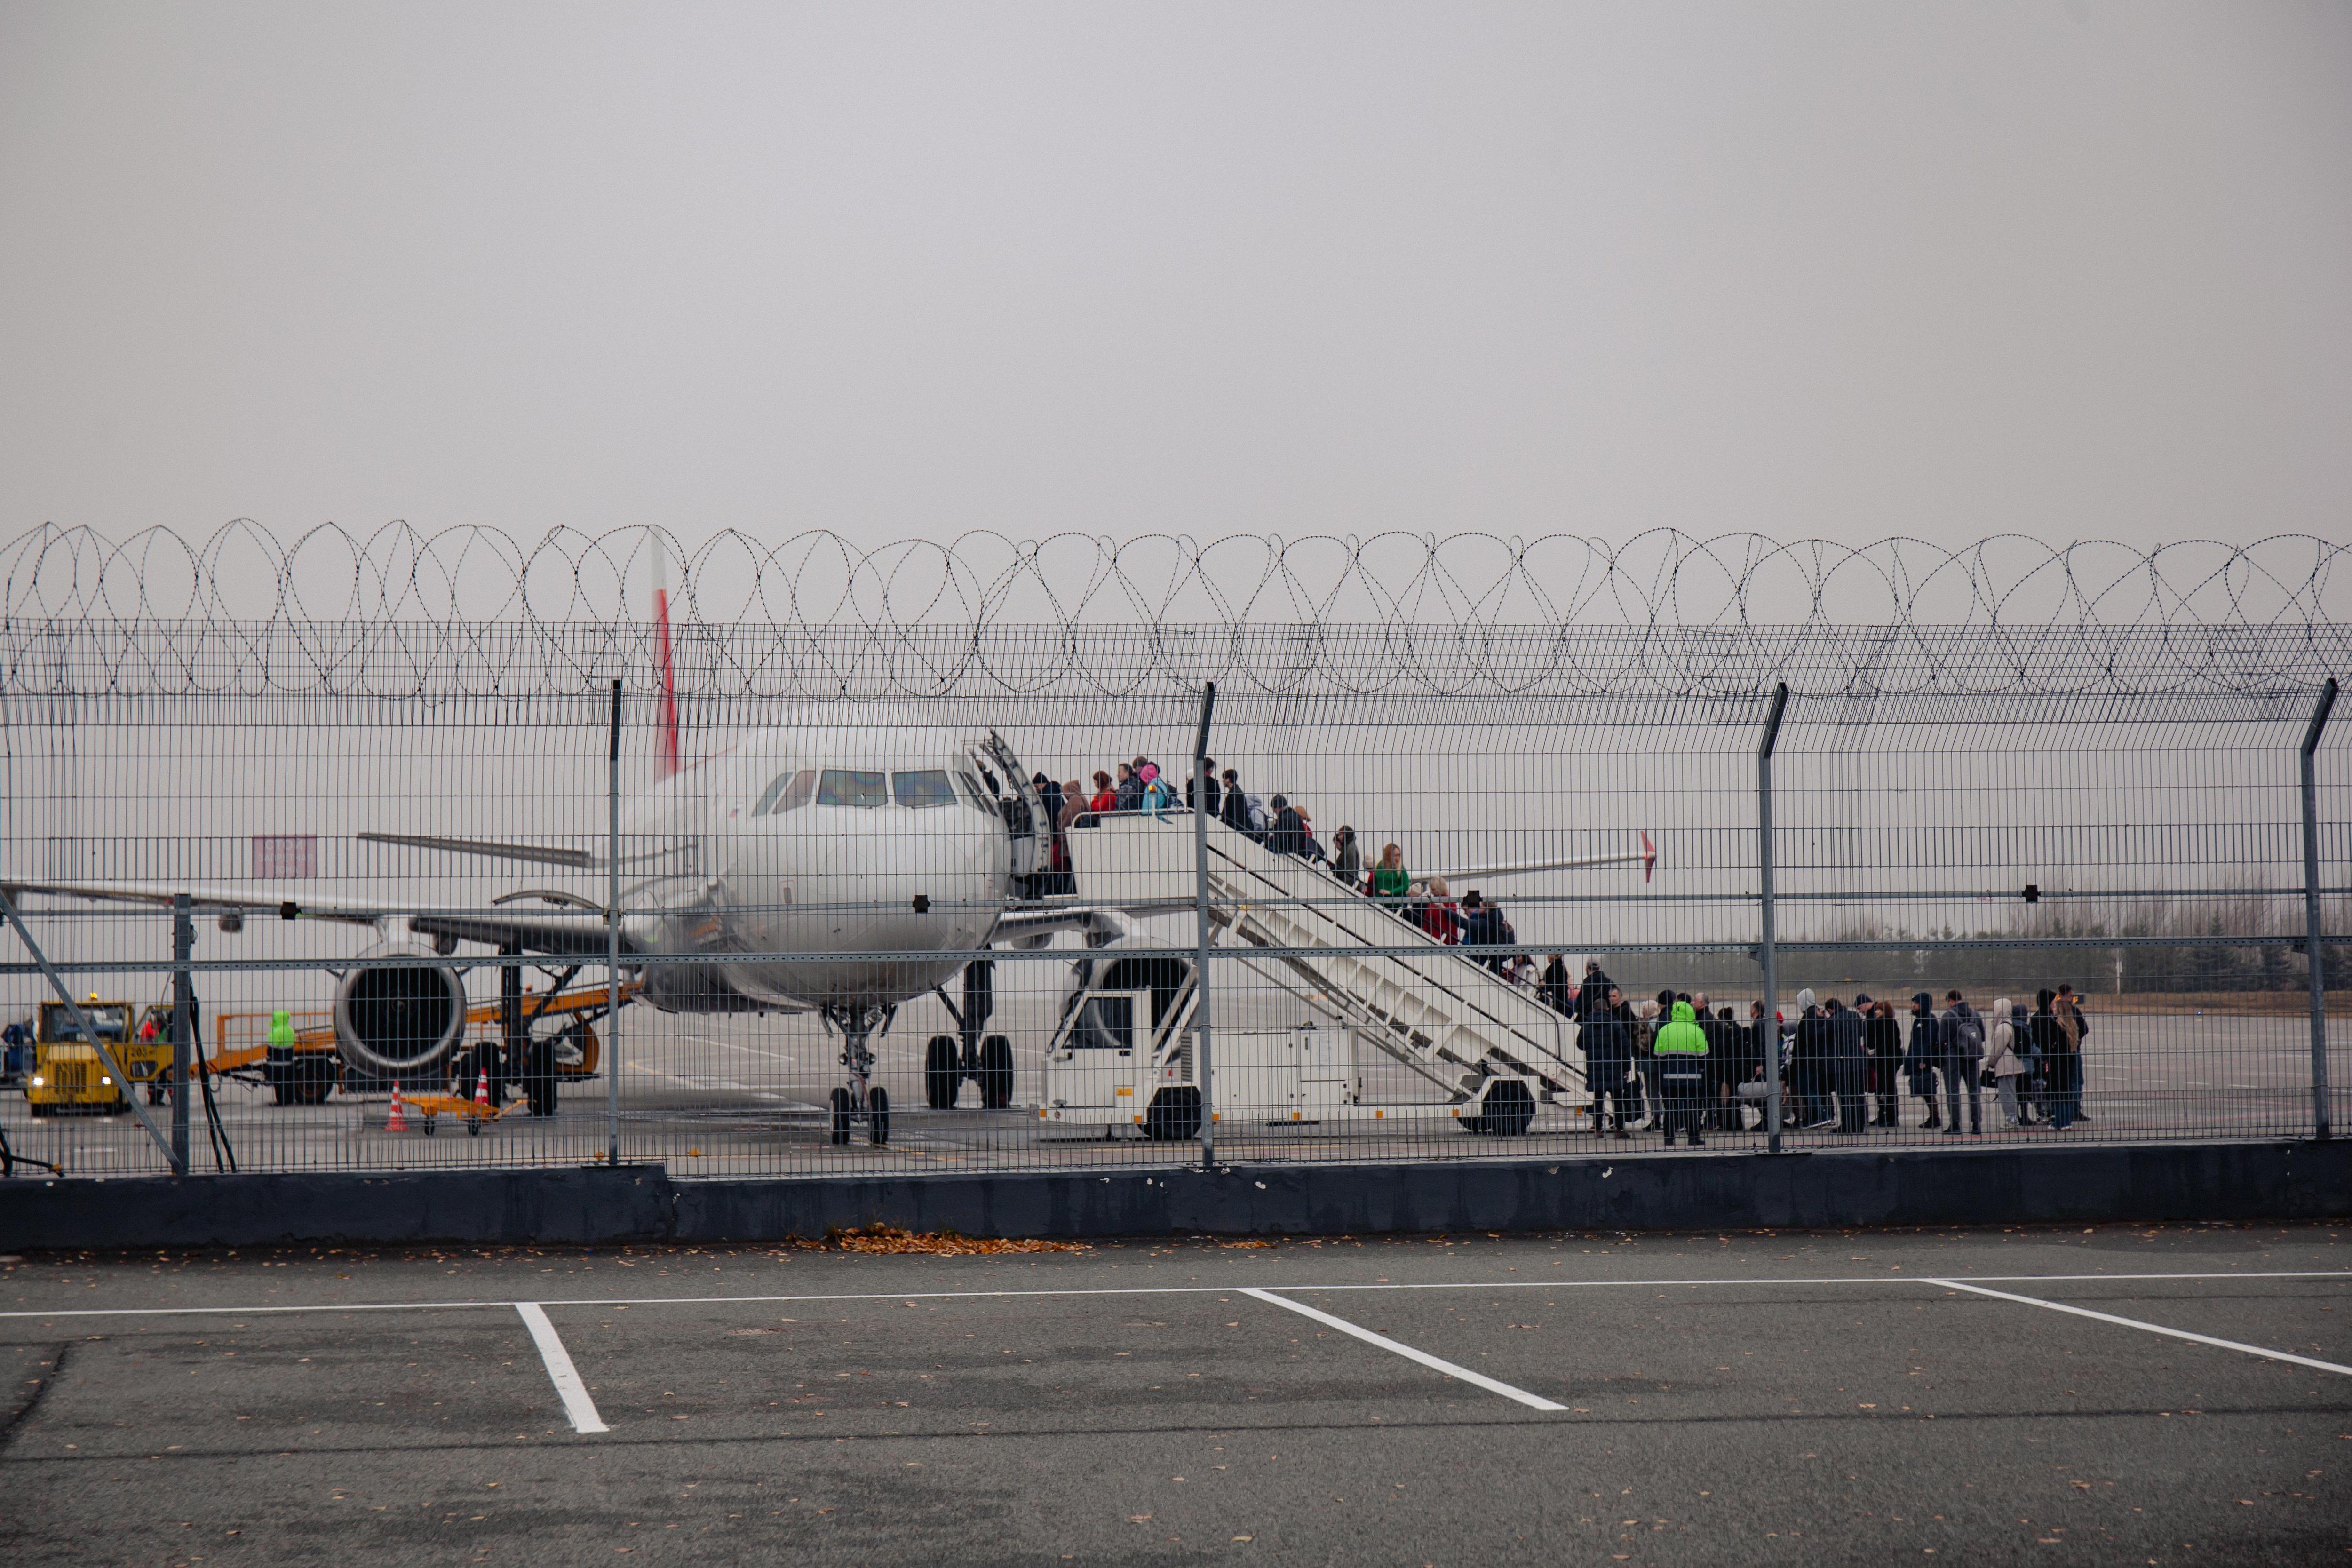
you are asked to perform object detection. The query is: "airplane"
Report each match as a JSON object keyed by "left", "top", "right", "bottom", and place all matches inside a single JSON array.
[{"left": 1, "top": 557, "right": 1659, "bottom": 1143}]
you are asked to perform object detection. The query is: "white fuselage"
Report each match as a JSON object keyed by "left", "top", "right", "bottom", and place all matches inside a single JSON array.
[{"left": 622, "top": 719, "right": 1015, "bottom": 1013}]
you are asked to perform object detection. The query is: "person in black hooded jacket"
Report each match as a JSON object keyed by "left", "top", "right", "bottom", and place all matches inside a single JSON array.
[
  {"left": 1218, "top": 769, "right": 1251, "bottom": 837},
  {"left": 1905, "top": 992, "right": 1944, "bottom": 1129},
  {"left": 1864, "top": 998, "right": 1905, "bottom": 1126},
  {"left": 1581, "top": 987, "right": 1636, "bottom": 1137},
  {"left": 1573, "top": 959, "right": 1615, "bottom": 1024},
  {"left": 1538, "top": 955, "right": 1574, "bottom": 1017},
  {"left": 1825, "top": 996, "right": 1869, "bottom": 1133},
  {"left": 1788, "top": 990, "right": 1830, "bottom": 1128},
  {"left": 1265, "top": 795, "right": 1307, "bottom": 857}
]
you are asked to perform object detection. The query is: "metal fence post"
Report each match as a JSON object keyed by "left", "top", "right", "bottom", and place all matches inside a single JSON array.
[
  {"left": 1193, "top": 681, "right": 1218, "bottom": 1169},
  {"left": 171, "top": 891, "right": 192, "bottom": 1176},
  {"left": 606, "top": 678, "right": 624, "bottom": 1167},
  {"left": 2302, "top": 677, "right": 2337, "bottom": 1141},
  {"left": 1757, "top": 682, "right": 1790, "bottom": 1155}
]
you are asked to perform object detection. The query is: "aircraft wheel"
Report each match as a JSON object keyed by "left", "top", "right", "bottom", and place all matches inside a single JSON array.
[
  {"left": 924, "top": 1036, "right": 960, "bottom": 1110},
  {"left": 977, "top": 1035, "right": 1014, "bottom": 1110},
  {"left": 1143, "top": 1086, "right": 1202, "bottom": 1142},
  {"left": 829, "top": 1088, "right": 853, "bottom": 1146},
  {"left": 869, "top": 1087, "right": 890, "bottom": 1146}
]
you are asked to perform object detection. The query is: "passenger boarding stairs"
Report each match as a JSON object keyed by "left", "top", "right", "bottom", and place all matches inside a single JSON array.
[{"left": 1065, "top": 814, "right": 1585, "bottom": 1104}]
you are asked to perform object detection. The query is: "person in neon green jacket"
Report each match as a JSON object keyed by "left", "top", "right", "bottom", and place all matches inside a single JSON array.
[
  {"left": 1653, "top": 998, "right": 1711, "bottom": 1148},
  {"left": 267, "top": 1010, "right": 296, "bottom": 1052}
]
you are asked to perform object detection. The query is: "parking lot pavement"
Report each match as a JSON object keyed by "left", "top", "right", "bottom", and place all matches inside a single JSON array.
[{"left": 2, "top": 1224, "right": 2349, "bottom": 1566}]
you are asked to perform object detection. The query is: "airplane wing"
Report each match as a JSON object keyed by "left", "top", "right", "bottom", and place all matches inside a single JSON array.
[
  {"left": 1421, "top": 832, "right": 1658, "bottom": 887},
  {"left": 0, "top": 877, "right": 647, "bottom": 958}
]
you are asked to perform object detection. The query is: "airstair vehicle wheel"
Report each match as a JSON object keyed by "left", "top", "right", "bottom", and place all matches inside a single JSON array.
[
  {"left": 977, "top": 1035, "right": 1015, "bottom": 1110},
  {"left": 924, "top": 1036, "right": 960, "bottom": 1110},
  {"left": 829, "top": 1087, "right": 853, "bottom": 1145},
  {"left": 870, "top": 1087, "right": 890, "bottom": 1146},
  {"left": 1475, "top": 1080, "right": 1536, "bottom": 1137},
  {"left": 1143, "top": 1085, "right": 1203, "bottom": 1142}
]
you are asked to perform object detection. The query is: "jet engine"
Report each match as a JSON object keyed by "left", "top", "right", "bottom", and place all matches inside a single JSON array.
[{"left": 333, "top": 942, "right": 469, "bottom": 1077}]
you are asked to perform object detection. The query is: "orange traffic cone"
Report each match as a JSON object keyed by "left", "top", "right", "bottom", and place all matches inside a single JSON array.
[
  {"left": 385, "top": 1082, "right": 410, "bottom": 1133},
  {"left": 473, "top": 1068, "right": 491, "bottom": 1110}
]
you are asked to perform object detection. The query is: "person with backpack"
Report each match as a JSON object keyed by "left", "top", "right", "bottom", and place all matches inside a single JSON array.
[
  {"left": 1938, "top": 989, "right": 1985, "bottom": 1135},
  {"left": 1139, "top": 763, "right": 1175, "bottom": 817}
]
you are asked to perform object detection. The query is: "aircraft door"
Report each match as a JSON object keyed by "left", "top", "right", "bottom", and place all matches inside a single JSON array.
[{"left": 976, "top": 732, "right": 1044, "bottom": 880}]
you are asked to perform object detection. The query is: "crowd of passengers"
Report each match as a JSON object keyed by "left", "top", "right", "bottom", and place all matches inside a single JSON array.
[
  {"left": 1546, "top": 968, "right": 2098, "bottom": 1146},
  {"left": 1027, "top": 764, "right": 2096, "bottom": 1145}
]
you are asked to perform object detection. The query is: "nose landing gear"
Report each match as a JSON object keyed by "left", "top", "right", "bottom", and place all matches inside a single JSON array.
[{"left": 822, "top": 1001, "right": 894, "bottom": 1146}]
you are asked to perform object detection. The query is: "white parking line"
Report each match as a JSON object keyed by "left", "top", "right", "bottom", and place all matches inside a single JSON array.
[
  {"left": 1923, "top": 1278, "right": 2352, "bottom": 1378},
  {"left": 1241, "top": 1287, "right": 1566, "bottom": 1412},
  {"left": 515, "top": 1302, "right": 609, "bottom": 1433},
  {"left": 1, "top": 1270, "right": 2345, "bottom": 1321}
]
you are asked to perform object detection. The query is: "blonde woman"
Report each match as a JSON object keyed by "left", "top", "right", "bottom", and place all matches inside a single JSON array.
[{"left": 1368, "top": 844, "right": 1411, "bottom": 907}]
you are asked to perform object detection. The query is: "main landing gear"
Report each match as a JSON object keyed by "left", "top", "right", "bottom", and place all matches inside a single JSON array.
[
  {"left": 925, "top": 960, "right": 1014, "bottom": 1111},
  {"left": 823, "top": 1001, "right": 893, "bottom": 1146}
]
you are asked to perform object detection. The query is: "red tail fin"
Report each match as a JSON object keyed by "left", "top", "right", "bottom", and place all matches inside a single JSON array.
[
  {"left": 1641, "top": 830, "right": 1658, "bottom": 883},
  {"left": 651, "top": 537, "right": 681, "bottom": 780}
]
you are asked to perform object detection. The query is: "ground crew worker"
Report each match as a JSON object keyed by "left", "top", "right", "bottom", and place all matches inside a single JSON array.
[{"left": 1653, "top": 997, "right": 1711, "bottom": 1147}]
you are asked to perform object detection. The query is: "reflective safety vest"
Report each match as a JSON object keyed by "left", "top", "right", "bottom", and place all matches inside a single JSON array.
[
  {"left": 267, "top": 1011, "right": 296, "bottom": 1051},
  {"left": 1653, "top": 1000, "right": 1708, "bottom": 1063}
]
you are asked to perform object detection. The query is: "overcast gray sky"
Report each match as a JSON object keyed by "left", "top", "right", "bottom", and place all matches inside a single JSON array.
[{"left": 3, "top": 1, "right": 2347, "bottom": 559}]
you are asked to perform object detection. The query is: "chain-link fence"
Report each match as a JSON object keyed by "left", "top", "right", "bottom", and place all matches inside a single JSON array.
[{"left": 1, "top": 527, "right": 2346, "bottom": 1180}]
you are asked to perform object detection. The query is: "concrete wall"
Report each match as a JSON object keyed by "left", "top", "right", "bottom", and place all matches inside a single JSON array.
[{"left": 4, "top": 1141, "right": 2348, "bottom": 1252}]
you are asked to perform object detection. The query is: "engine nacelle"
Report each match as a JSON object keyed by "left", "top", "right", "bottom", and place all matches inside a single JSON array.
[{"left": 333, "top": 942, "right": 469, "bottom": 1077}]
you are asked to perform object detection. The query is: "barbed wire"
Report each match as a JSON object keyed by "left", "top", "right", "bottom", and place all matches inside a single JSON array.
[{"left": 0, "top": 522, "right": 2344, "bottom": 700}]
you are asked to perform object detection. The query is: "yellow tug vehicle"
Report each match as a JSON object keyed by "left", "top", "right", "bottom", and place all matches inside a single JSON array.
[{"left": 26, "top": 997, "right": 167, "bottom": 1116}]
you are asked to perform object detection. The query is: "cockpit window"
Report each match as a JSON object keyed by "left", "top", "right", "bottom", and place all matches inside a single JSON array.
[
  {"left": 893, "top": 770, "right": 956, "bottom": 809},
  {"left": 816, "top": 768, "right": 889, "bottom": 808},
  {"left": 751, "top": 769, "right": 816, "bottom": 817}
]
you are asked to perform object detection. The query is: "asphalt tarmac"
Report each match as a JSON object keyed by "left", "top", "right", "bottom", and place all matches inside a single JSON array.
[{"left": 3, "top": 1224, "right": 2348, "bottom": 1566}]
